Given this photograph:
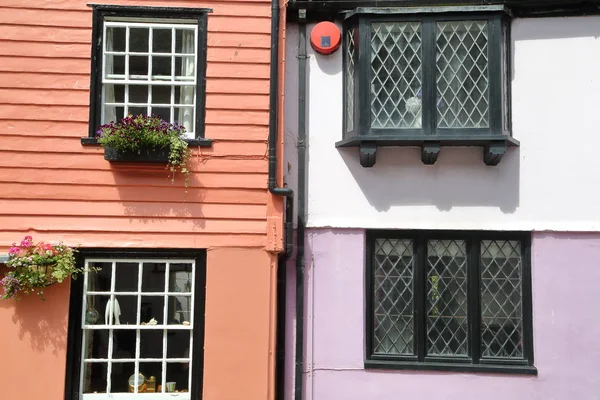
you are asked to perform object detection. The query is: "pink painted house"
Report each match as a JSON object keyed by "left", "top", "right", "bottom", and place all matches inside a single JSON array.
[{"left": 0, "top": 0, "right": 293, "bottom": 399}]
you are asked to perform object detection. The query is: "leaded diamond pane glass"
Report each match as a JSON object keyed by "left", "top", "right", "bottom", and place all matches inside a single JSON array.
[
  {"left": 436, "top": 21, "right": 489, "bottom": 129},
  {"left": 373, "top": 238, "right": 415, "bottom": 355},
  {"left": 345, "top": 28, "right": 356, "bottom": 133},
  {"left": 480, "top": 240, "right": 524, "bottom": 359},
  {"left": 371, "top": 22, "right": 422, "bottom": 129},
  {"left": 426, "top": 240, "right": 468, "bottom": 356}
]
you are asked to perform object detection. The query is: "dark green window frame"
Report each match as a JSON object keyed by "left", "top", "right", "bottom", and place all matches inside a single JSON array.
[
  {"left": 365, "top": 230, "right": 536, "bottom": 375},
  {"left": 338, "top": 7, "right": 516, "bottom": 167}
]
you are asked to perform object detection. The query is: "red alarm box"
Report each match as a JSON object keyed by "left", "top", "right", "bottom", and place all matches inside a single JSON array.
[{"left": 310, "top": 22, "right": 341, "bottom": 55}]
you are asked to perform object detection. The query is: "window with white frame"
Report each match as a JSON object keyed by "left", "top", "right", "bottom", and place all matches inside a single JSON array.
[
  {"left": 66, "top": 251, "right": 206, "bottom": 400},
  {"left": 87, "top": 6, "right": 209, "bottom": 141}
]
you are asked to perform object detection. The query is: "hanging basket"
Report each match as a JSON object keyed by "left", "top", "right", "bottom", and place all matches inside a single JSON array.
[{"left": 28, "top": 264, "right": 58, "bottom": 286}]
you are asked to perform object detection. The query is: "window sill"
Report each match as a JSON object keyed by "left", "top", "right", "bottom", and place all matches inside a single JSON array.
[
  {"left": 336, "top": 134, "right": 519, "bottom": 167},
  {"left": 365, "top": 359, "right": 537, "bottom": 376},
  {"left": 81, "top": 137, "right": 213, "bottom": 147}
]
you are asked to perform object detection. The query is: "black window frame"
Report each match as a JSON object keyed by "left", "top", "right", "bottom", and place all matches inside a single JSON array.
[
  {"left": 365, "top": 230, "right": 536, "bottom": 375},
  {"left": 82, "top": 4, "right": 212, "bottom": 147},
  {"left": 64, "top": 248, "right": 207, "bottom": 400},
  {"left": 338, "top": 6, "right": 517, "bottom": 167}
]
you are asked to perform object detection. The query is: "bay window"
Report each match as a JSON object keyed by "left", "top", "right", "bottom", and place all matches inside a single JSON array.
[{"left": 339, "top": 7, "right": 516, "bottom": 167}]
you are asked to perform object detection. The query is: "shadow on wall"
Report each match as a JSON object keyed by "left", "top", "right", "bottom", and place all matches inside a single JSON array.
[
  {"left": 0, "top": 281, "right": 68, "bottom": 355},
  {"left": 339, "top": 146, "right": 520, "bottom": 213},
  {"left": 109, "top": 164, "right": 207, "bottom": 229}
]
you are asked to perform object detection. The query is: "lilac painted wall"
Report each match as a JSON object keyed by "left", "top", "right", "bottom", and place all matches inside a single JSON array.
[{"left": 291, "top": 229, "right": 600, "bottom": 400}]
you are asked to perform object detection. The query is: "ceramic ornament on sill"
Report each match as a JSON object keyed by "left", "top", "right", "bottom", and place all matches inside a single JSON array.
[
  {"left": 105, "top": 298, "right": 122, "bottom": 324},
  {"left": 0, "top": 236, "right": 88, "bottom": 301},
  {"left": 406, "top": 88, "right": 423, "bottom": 129},
  {"left": 404, "top": 88, "right": 446, "bottom": 129}
]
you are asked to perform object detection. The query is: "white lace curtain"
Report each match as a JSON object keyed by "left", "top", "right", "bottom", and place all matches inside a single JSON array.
[
  {"left": 178, "top": 30, "right": 195, "bottom": 134},
  {"left": 104, "top": 32, "right": 117, "bottom": 123}
]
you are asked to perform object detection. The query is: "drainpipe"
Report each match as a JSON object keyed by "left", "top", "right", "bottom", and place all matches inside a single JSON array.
[
  {"left": 271, "top": 0, "right": 295, "bottom": 400},
  {"left": 274, "top": 7, "right": 307, "bottom": 400},
  {"left": 269, "top": 0, "right": 294, "bottom": 258},
  {"left": 294, "top": 14, "right": 307, "bottom": 400}
]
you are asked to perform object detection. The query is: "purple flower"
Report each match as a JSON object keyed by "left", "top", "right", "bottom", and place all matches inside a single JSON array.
[{"left": 1, "top": 275, "right": 20, "bottom": 296}]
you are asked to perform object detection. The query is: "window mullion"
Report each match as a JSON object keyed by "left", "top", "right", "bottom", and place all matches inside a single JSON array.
[
  {"left": 106, "top": 261, "right": 117, "bottom": 394},
  {"left": 124, "top": 26, "right": 130, "bottom": 117},
  {"left": 147, "top": 27, "right": 153, "bottom": 117},
  {"left": 521, "top": 237, "right": 534, "bottom": 365},
  {"left": 358, "top": 17, "right": 371, "bottom": 134},
  {"left": 488, "top": 15, "right": 503, "bottom": 134},
  {"left": 78, "top": 262, "right": 91, "bottom": 395},
  {"left": 162, "top": 262, "right": 171, "bottom": 391},
  {"left": 364, "top": 233, "right": 375, "bottom": 358},
  {"left": 414, "top": 234, "right": 427, "bottom": 361},
  {"left": 468, "top": 235, "right": 481, "bottom": 363},
  {"left": 187, "top": 259, "right": 197, "bottom": 386},
  {"left": 421, "top": 19, "right": 436, "bottom": 136},
  {"left": 101, "top": 23, "right": 108, "bottom": 124}
]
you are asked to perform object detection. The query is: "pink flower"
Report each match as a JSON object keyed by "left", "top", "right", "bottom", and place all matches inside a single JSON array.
[{"left": 20, "top": 236, "right": 33, "bottom": 248}]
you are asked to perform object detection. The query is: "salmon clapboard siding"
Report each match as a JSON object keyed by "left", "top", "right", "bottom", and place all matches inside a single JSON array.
[{"left": 0, "top": 0, "right": 276, "bottom": 250}]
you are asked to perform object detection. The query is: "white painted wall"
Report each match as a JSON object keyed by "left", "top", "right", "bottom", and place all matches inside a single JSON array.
[{"left": 283, "top": 17, "right": 600, "bottom": 231}]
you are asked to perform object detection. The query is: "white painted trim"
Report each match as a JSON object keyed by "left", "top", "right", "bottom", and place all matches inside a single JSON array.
[
  {"left": 82, "top": 393, "right": 190, "bottom": 399},
  {"left": 84, "top": 358, "right": 191, "bottom": 363},
  {"left": 80, "top": 259, "right": 195, "bottom": 396},
  {"left": 104, "top": 21, "right": 197, "bottom": 30},
  {"left": 101, "top": 21, "right": 198, "bottom": 137},
  {"left": 86, "top": 292, "right": 192, "bottom": 296}
]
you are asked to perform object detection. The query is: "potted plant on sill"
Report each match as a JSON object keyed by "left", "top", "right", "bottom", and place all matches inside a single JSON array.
[
  {"left": 1, "top": 236, "right": 83, "bottom": 300},
  {"left": 97, "top": 114, "right": 191, "bottom": 186}
]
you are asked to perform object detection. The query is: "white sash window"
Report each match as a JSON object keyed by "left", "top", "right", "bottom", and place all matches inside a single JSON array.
[
  {"left": 102, "top": 20, "right": 198, "bottom": 138},
  {"left": 79, "top": 258, "right": 199, "bottom": 399}
]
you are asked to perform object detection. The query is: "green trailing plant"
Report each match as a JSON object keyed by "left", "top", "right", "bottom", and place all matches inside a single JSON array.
[
  {"left": 97, "top": 114, "right": 192, "bottom": 186},
  {"left": 1, "top": 236, "right": 83, "bottom": 300}
]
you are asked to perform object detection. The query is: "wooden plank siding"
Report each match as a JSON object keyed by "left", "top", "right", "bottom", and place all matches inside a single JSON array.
[{"left": 0, "top": 0, "right": 276, "bottom": 250}]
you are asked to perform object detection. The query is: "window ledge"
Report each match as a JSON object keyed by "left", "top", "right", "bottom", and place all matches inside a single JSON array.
[
  {"left": 365, "top": 360, "right": 537, "bottom": 376},
  {"left": 81, "top": 137, "right": 213, "bottom": 147},
  {"left": 335, "top": 135, "right": 519, "bottom": 167}
]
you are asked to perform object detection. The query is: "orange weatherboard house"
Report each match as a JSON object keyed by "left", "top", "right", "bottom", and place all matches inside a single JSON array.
[{"left": 0, "top": 0, "right": 292, "bottom": 399}]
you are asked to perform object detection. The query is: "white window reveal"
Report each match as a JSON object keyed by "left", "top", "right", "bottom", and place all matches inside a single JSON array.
[
  {"left": 102, "top": 21, "right": 198, "bottom": 138},
  {"left": 80, "top": 259, "right": 196, "bottom": 399}
]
